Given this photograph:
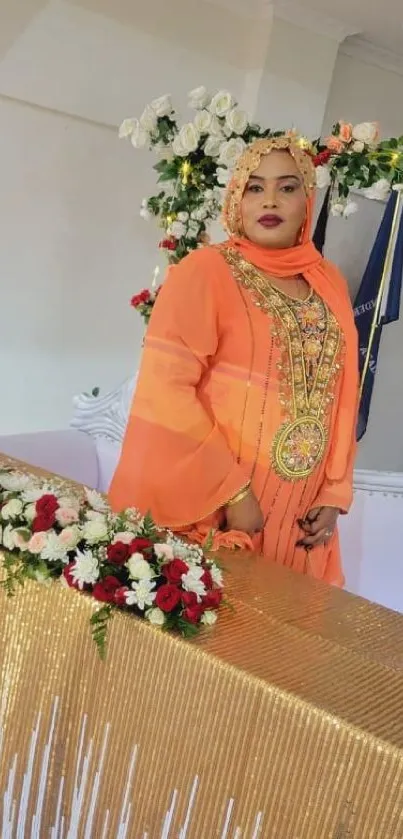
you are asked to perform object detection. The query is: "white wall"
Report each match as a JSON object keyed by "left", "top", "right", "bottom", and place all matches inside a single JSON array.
[
  {"left": 0, "top": 0, "right": 258, "bottom": 434},
  {"left": 322, "top": 50, "right": 403, "bottom": 471}
]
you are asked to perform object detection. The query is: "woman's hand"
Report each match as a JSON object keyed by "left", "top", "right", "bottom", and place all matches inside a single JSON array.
[
  {"left": 297, "top": 506, "right": 339, "bottom": 549},
  {"left": 224, "top": 490, "right": 264, "bottom": 536}
]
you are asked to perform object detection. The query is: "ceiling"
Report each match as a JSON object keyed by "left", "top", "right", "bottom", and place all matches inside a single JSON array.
[{"left": 273, "top": 0, "right": 403, "bottom": 57}]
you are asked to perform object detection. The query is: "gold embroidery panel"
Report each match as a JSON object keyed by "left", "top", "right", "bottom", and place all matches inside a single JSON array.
[{"left": 221, "top": 248, "right": 343, "bottom": 480}]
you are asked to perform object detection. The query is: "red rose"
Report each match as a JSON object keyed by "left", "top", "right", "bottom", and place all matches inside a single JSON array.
[
  {"left": 313, "top": 149, "right": 332, "bottom": 167},
  {"left": 202, "top": 589, "right": 223, "bottom": 609},
  {"left": 114, "top": 586, "right": 129, "bottom": 607},
  {"left": 130, "top": 537, "right": 153, "bottom": 556},
  {"left": 32, "top": 512, "right": 55, "bottom": 533},
  {"left": 131, "top": 289, "right": 151, "bottom": 308},
  {"left": 93, "top": 576, "right": 121, "bottom": 603},
  {"left": 182, "top": 591, "right": 198, "bottom": 608},
  {"left": 63, "top": 562, "right": 77, "bottom": 588},
  {"left": 162, "top": 559, "right": 189, "bottom": 584},
  {"left": 36, "top": 494, "right": 59, "bottom": 516},
  {"left": 107, "top": 542, "right": 131, "bottom": 566},
  {"left": 155, "top": 584, "right": 181, "bottom": 613},
  {"left": 183, "top": 605, "right": 203, "bottom": 625},
  {"left": 201, "top": 568, "right": 213, "bottom": 589},
  {"left": 159, "top": 238, "right": 176, "bottom": 251}
]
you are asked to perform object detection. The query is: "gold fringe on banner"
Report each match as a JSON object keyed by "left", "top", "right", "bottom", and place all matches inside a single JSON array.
[{"left": 1, "top": 456, "right": 403, "bottom": 837}]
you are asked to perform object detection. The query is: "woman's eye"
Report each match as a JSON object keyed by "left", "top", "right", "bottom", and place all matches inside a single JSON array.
[
  {"left": 247, "top": 183, "right": 263, "bottom": 193},
  {"left": 281, "top": 184, "right": 297, "bottom": 193}
]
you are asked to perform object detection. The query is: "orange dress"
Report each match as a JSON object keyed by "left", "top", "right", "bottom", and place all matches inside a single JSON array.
[{"left": 109, "top": 244, "right": 357, "bottom": 587}]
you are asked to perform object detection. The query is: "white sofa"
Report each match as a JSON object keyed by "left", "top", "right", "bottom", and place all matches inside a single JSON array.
[{"left": 1, "top": 375, "right": 402, "bottom": 613}]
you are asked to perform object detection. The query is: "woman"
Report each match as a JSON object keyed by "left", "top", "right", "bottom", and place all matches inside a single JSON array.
[{"left": 109, "top": 136, "right": 359, "bottom": 586}]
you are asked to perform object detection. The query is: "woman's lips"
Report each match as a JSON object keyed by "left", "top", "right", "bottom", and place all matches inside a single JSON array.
[{"left": 258, "top": 214, "right": 283, "bottom": 228}]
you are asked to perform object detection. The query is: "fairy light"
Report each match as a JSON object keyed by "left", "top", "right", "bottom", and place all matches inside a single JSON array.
[
  {"left": 180, "top": 161, "right": 192, "bottom": 185},
  {"left": 391, "top": 152, "right": 400, "bottom": 165}
]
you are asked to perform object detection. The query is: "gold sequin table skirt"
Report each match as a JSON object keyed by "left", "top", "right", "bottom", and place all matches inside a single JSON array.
[{"left": 1, "top": 457, "right": 403, "bottom": 837}]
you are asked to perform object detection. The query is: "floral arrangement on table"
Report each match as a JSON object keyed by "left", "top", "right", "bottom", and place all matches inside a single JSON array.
[
  {"left": 120, "top": 86, "right": 403, "bottom": 324},
  {"left": 0, "top": 467, "right": 224, "bottom": 657}
]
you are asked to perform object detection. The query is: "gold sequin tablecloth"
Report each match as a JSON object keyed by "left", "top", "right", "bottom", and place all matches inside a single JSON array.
[{"left": 1, "top": 456, "right": 403, "bottom": 838}]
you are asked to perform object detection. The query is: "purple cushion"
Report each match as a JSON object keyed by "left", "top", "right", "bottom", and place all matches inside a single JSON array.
[{"left": 0, "top": 430, "right": 99, "bottom": 489}]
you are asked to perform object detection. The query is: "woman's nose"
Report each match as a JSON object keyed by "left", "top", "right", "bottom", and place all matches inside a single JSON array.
[{"left": 262, "top": 188, "right": 278, "bottom": 208}]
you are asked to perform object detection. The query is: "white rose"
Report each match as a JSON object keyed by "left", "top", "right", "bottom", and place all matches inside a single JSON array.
[
  {"left": 352, "top": 122, "right": 378, "bottom": 146},
  {"left": 204, "top": 135, "right": 222, "bottom": 157},
  {"left": 169, "top": 220, "right": 186, "bottom": 239},
  {"left": 315, "top": 165, "right": 331, "bottom": 190},
  {"left": 140, "top": 104, "right": 158, "bottom": 133},
  {"left": 2, "top": 525, "right": 15, "bottom": 551},
  {"left": 352, "top": 140, "right": 365, "bottom": 153},
  {"left": 218, "top": 138, "right": 246, "bottom": 170},
  {"left": 147, "top": 607, "right": 166, "bottom": 626},
  {"left": 140, "top": 207, "right": 152, "bottom": 221},
  {"left": 209, "top": 116, "right": 224, "bottom": 136},
  {"left": 151, "top": 94, "right": 172, "bottom": 117},
  {"left": 0, "top": 473, "right": 30, "bottom": 492},
  {"left": 362, "top": 178, "right": 391, "bottom": 202},
  {"left": 24, "top": 504, "right": 36, "bottom": 523},
  {"left": 178, "top": 123, "right": 200, "bottom": 155},
  {"left": 127, "top": 552, "right": 153, "bottom": 580},
  {"left": 1, "top": 499, "right": 23, "bottom": 520},
  {"left": 129, "top": 120, "right": 148, "bottom": 149},
  {"left": 225, "top": 107, "right": 248, "bottom": 136},
  {"left": 343, "top": 200, "right": 358, "bottom": 218},
  {"left": 188, "top": 86, "right": 210, "bottom": 110},
  {"left": 216, "top": 167, "right": 231, "bottom": 186},
  {"left": 191, "top": 206, "right": 207, "bottom": 221},
  {"left": 201, "top": 610, "right": 218, "bottom": 626},
  {"left": 194, "top": 110, "right": 213, "bottom": 135},
  {"left": 177, "top": 211, "right": 189, "bottom": 222},
  {"left": 118, "top": 118, "right": 138, "bottom": 139},
  {"left": 82, "top": 519, "right": 108, "bottom": 545},
  {"left": 331, "top": 202, "right": 345, "bottom": 217},
  {"left": 172, "top": 135, "right": 187, "bottom": 157},
  {"left": 210, "top": 90, "right": 234, "bottom": 118}
]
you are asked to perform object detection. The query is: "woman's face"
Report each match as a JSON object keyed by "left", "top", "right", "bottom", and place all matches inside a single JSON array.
[{"left": 240, "top": 150, "right": 307, "bottom": 249}]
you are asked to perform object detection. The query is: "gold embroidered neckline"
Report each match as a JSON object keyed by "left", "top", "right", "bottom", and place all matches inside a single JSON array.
[{"left": 220, "top": 246, "right": 344, "bottom": 481}]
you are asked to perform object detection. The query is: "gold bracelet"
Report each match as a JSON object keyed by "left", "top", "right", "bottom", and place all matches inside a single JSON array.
[{"left": 226, "top": 482, "right": 251, "bottom": 507}]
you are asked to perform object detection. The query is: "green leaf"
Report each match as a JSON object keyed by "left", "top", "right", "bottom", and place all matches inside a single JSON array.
[{"left": 90, "top": 605, "right": 113, "bottom": 660}]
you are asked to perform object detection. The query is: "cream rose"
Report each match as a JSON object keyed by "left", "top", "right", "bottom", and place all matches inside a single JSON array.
[
  {"left": 58, "top": 525, "right": 81, "bottom": 550},
  {"left": 147, "top": 607, "right": 166, "bottom": 626},
  {"left": 140, "top": 104, "right": 158, "bottom": 133},
  {"left": 188, "top": 86, "right": 210, "bottom": 110},
  {"left": 352, "top": 140, "right": 365, "bottom": 153},
  {"left": 28, "top": 532, "right": 47, "bottom": 554},
  {"left": 24, "top": 503, "right": 36, "bottom": 523},
  {"left": 169, "top": 220, "right": 187, "bottom": 239},
  {"left": 127, "top": 553, "right": 153, "bottom": 580},
  {"left": 225, "top": 107, "right": 248, "bottom": 136},
  {"left": 118, "top": 118, "right": 138, "bottom": 140},
  {"left": 56, "top": 507, "right": 79, "bottom": 527},
  {"left": 218, "top": 138, "right": 246, "bottom": 169},
  {"left": 177, "top": 123, "right": 200, "bottom": 155},
  {"left": 154, "top": 543, "right": 174, "bottom": 561},
  {"left": 112, "top": 531, "right": 136, "bottom": 545},
  {"left": 2, "top": 525, "right": 15, "bottom": 551},
  {"left": 172, "top": 135, "right": 187, "bottom": 157},
  {"left": 82, "top": 519, "right": 108, "bottom": 545},
  {"left": 151, "top": 94, "right": 172, "bottom": 117},
  {"left": 130, "top": 120, "right": 148, "bottom": 149},
  {"left": 352, "top": 122, "right": 379, "bottom": 146},
  {"left": 1, "top": 498, "right": 23, "bottom": 520},
  {"left": 194, "top": 109, "right": 213, "bottom": 135},
  {"left": 210, "top": 90, "right": 234, "bottom": 118}
]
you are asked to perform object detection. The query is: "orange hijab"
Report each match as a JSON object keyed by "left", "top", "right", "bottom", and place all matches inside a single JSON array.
[{"left": 221, "top": 137, "right": 359, "bottom": 484}]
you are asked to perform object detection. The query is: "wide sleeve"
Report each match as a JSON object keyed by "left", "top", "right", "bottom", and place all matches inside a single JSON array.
[
  {"left": 108, "top": 248, "right": 248, "bottom": 527},
  {"left": 312, "top": 436, "right": 356, "bottom": 514}
]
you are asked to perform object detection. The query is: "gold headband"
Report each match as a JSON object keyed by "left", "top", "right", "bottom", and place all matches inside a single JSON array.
[{"left": 221, "top": 136, "right": 316, "bottom": 236}]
